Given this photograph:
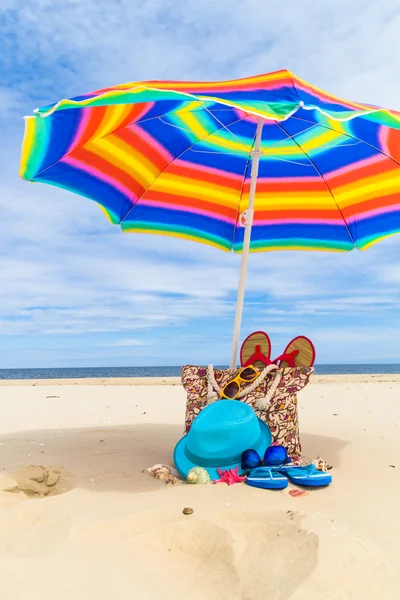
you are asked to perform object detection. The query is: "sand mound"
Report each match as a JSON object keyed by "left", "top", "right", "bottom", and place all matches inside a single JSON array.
[
  {"left": 64, "top": 508, "right": 318, "bottom": 599},
  {"left": 4, "top": 465, "right": 74, "bottom": 497},
  {"left": 141, "top": 510, "right": 319, "bottom": 599}
]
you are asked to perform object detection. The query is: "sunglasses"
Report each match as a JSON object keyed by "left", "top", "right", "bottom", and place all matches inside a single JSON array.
[
  {"left": 241, "top": 446, "right": 290, "bottom": 470},
  {"left": 219, "top": 365, "right": 259, "bottom": 399}
]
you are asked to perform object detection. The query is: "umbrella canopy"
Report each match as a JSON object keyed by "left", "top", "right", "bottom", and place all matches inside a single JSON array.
[
  {"left": 20, "top": 69, "right": 400, "bottom": 366},
  {"left": 20, "top": 69, "right": 400, "bottom": 253}
]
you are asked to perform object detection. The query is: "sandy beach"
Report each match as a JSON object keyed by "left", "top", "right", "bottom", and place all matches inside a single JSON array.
[{"left": 0, "top": 375, "right": 399, "bottom": 599}]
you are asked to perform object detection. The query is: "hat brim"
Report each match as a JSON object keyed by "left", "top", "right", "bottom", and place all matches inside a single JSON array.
[{"left": 173, "top": 418, "right": 272, "bottom": 481}]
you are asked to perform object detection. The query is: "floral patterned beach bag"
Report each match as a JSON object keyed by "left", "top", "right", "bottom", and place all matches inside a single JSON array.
[{"left": 181, "top": 364, "right": 313, "bottom": 460}]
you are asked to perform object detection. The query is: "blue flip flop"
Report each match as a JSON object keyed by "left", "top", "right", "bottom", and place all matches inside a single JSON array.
[
  {"left": 246, "top": 467, "right": 288, "bottom": 490},
  {"left": 278, "top": 464, "right": 332, "bottom": 487}
]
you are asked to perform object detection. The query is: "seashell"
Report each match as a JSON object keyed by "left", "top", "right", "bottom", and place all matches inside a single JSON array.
[
  {"left": 186, "top": 467, "right": 211, "bottom": 484},
  {"left": 147, "top": 464, "right": 180, "bottom": 477},
  {"left": 183, "top": 507, "right": 194, "bottom": 515},
  {"left": 146, "top": 464, "right": 182, "bottom": 484},
  {"left": 312, "top": 456, "right": 330, "bottom": 472}
]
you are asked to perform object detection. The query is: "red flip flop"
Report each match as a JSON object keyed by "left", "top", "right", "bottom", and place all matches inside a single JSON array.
[
  {"left": 274, "top": 336, "right": 316, "bottom": 368},
  {"left": 240, "top": 331, "right": 272, "bottom": 368}
]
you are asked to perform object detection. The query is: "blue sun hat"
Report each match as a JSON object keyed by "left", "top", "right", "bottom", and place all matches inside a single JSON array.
[{"left": 174, "top": 400, "right": 272, "bottom": 480}]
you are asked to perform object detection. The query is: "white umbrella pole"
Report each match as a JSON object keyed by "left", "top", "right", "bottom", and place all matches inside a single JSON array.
[{"left": 230, "top": 117, "right": 264, "bottom": 368}]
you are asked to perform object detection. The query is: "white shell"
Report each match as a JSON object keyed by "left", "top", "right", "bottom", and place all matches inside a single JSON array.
[
  {"left": 146, "top": 464, "right": 182, "bottom": 484},
  {"left": 187, "top": 467, "right": 211, "bottom": 484}
]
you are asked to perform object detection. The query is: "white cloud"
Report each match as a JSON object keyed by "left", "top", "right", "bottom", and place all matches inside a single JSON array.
[
  {"left": 1, "top": 0, "right": 400, "bottom": 366},
  {"left": 3, "top": 1, "right": 400, "bottom": 107},
  {"left": 105, "top": 339, "right": 146, "bottom": 347}
]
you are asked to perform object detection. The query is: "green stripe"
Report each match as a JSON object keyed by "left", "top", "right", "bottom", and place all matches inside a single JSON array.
[
  {"left": 121, "top": 221, "right": 231, "bottom": 250},
  {"left": 234, "top": 238, "right": 354, "bottom": 252},
  {"left": 357, "top": 229, "right": 400, "bottom": 249},
  {"left": 20, "top": 117, "right": 51, "bottom": 180},
  {"left": 37, "top": 89, "right": 207, "bottom": 114}
]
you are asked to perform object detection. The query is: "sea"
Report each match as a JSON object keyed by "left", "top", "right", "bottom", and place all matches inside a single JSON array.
[{"left": 1, "top": 364, "right": 400, "bottom": 380}]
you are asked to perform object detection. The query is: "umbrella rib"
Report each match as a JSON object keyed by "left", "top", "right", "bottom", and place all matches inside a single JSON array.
[
  {"left": 199, "top": 100, "right": 255, "bottom": 150},
  {"left": 189, "top": 122, "right": 325, "bottom": 158},
  {"left": 275, "top": 121, "right": 357, "bottom": 247},
  {"left": 156, "top": 115, "right": 253, "bottom": 154},
  {"left": 177, "top": 120, "right": 323, "bottom": 158},
  {"left": 120, "top": 115, "right": 249, "bottom": 224}
]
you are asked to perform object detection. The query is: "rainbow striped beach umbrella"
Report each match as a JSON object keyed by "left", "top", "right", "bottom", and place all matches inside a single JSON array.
[{"left": 20, "top": 69, "right": 400, "bottom": 366}]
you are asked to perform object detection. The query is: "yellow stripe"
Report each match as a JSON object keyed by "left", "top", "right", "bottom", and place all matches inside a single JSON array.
[
  {"left": 242, "top": 192, "right": 336, "bottom": 211},
  {"left": 361, "top": 233, "right": 399, "bottom": 250},
  {"left": 150, "top": 175, "right": 239, "bottom": 207},
  {"left": 88, "top": 135, "right": 159, "bottom": 188},
  {"left": 321, "top": 116, "right": 347, "bottom": 134},
  {"left": 246, "top": 245, "right": 347, "bottom": 253},
  {"left": 196, "top": 96, "right": 279, "bottom": 116},
  {"left": 292, "top": 73, "right": 369, "bottom": 111},
  {"left": 207, "top": 131, "right": 251, "bottom": 153},
  {"left": 92, "top": 104, "right": 132, "bottom": 141},
  {"left": 297, "top": 129, "right": 340, "bottom": 154},
  {"left": 335, "top": 170, "right": 400, "bottom": 206},
  {"left": 123, "top": 227, "right": 230, "bottom": 252},
  {"left": 177, "top": 109, "right": 210, "bottom": 139},
  {"left": 256, "top": 129, "right": 341, "bottom": 158},
  {"left": 97, "top": 204, "right": 118, "bottom": 224},
  {"left": 173, "top": 108, "right": 251, "bottom": 152},
  {"left": 117, "top": 71, "right": 288, "bottom": 91},
  {"left": 20, "top": 117, "right": 36, "bottom": 175}
]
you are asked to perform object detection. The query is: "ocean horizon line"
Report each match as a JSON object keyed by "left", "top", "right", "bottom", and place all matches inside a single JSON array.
[{"left": 1, "top": 363, "right": 400, "bottom": 380}]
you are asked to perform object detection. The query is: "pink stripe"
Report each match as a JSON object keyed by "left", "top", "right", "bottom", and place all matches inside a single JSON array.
[
  {"left": 346, "top": 204, "right": 400, "bottom": 221},
  {"left": 295, "top": 81, "right": 363, "bottom": 110},
  {"left": 323, "top": 154, "right": 385, "bottom": 180},
  {"left": 78, "top": 92, "right": 99, "bottom": 99},
  {"left": 130, "top": 101, "right": 155, "bottom": 125},
  {"left": 128, "top": 123, "right": 173, "bottom": 163},
  {"left": 378, "top": 125, "right": 400, "bottom": 158},
  {"left": 67, "top": 76, "right": 297, "bottom": 104},
  {"left": 201, "top": 82, "right": 293, "bottom": 94},
  {"left": 379, "top": 126, "right": 389, "bottom": 153},
  {"left": 137, "top": 199, "right": 235, "bottom": 225},
  {"left": 69, "top": 102, "right": 155, "bottom": 154},
  {"left": 69, "top": 109, "right": 92, "bottom": 153},
  {"left": 254, "top": 217, "right": 346, "bottom": 226},
  {"left": 64, "top": 156, "right": 134, "bottom": 201},
  {"left": 171, "top": 159, "right": 244, "bottom": 183}
]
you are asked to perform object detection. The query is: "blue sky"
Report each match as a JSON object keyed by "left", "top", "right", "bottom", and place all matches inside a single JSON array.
[{"left": 1, "top": 0, "right": 400, "bottom": 368}]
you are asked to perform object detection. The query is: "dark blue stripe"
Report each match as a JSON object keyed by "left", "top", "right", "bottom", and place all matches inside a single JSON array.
[
  {"left": 235, "top": 221, "right": 354, "bottom": 244},
  {"left": 124, "top": 204, "right": 234, "bottom": 241},
  {"left": 38, "top": 109, "right": 85, "bottom": 175},
  {"left": 355, "top": 209, "right": 400, "bottom": 244},
  {"left": 35, "top": 162, "right": 133, "bottom": 222}
]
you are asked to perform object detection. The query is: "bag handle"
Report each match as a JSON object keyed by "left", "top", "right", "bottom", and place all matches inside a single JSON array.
[{"left": 206, "top": 364, "right": 282, "bottom": 411}]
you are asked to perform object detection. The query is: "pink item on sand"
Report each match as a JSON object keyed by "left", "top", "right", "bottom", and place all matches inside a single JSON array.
[
  {"left": 212, "top": 467, "right": 247, "bottom": 486},
  {"left": 288, "top": 489, "right": 309, "bottom": 498}
]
